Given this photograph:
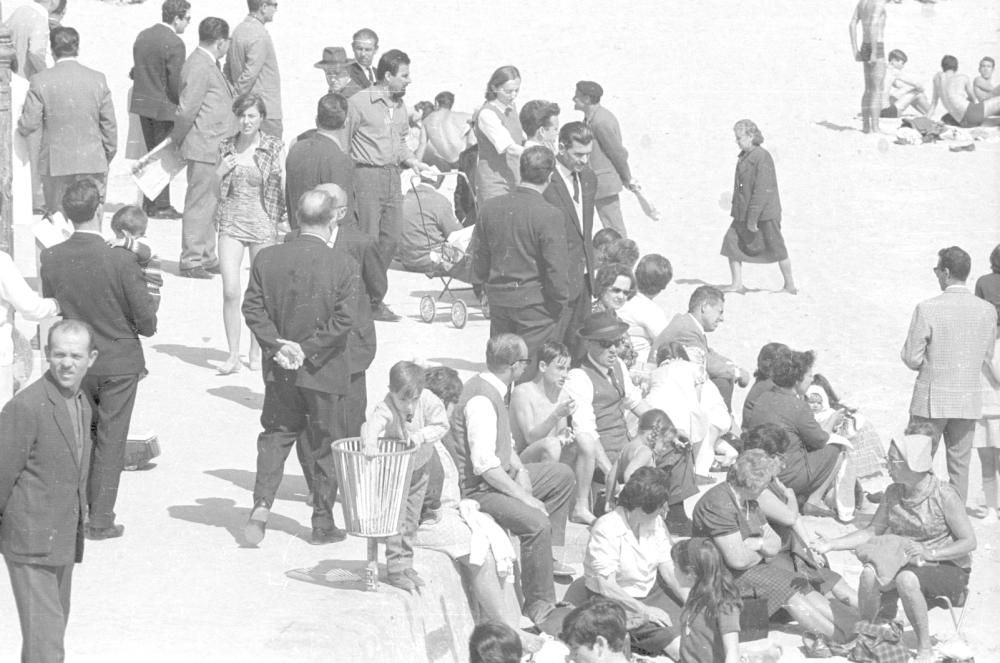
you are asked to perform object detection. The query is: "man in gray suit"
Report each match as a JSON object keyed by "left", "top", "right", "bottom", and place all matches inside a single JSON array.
[
  {"left": 0, "top": 320, "right": 96, "bottom": 663},
  {"left": 17, "top": 26, "right": 117, "bottom": 216},
  {"left": 902, "top": 246, "right": 997, "bottom": 503},
  {"left": 169, "top": 17, "right": 234, "bottom": 279},
  {"left": 225, "top": 0, "right": 282, "bottom": 138}
]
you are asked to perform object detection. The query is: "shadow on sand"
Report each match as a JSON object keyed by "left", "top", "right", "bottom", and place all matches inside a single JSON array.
[
  {"left": 205, "top": 468, "right": 310, "bottom": 504},
  {"left": 206, "top": 385, "right": 264, "bottom": 410},
  {"left": 153, "top": 343, "right": 228, "bottom": 369},
  {"left": 167, "top": 497, "right": 309, "bottom": 547},
  {"left": 426, "top": 357, "right": 486, "bottom": 373},
  {"left": 815, "top": 120, "right": 857, "bottom": 133}
]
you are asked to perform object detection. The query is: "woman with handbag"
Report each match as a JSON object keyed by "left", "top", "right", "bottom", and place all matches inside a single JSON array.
[
  {"left": 719, "top": 119, "right": 796, "bottom": 295},
  {"left": 692, "top": 450, "right": 843, "bottom": 641},
  {"left": 811, "top": 430, "right": 977, "bottom": 663}
]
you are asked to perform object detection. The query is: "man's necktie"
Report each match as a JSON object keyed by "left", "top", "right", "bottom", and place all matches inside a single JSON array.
[
  {"left": 504, "top": 384, "right": 512, "bottom": 407},
  {"left": 367, "top": 67, "right": 375, "bottom": 84},
  {"left": 572, "top": 172, "right": 580, "bottom": 203}
]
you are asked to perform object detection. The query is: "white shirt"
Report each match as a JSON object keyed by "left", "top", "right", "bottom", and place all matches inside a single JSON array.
[
  {"left": 477, "top": 100, "right": 517, "bottom": 153},
  {"left": 0, "top": 251, "right": 58, "bottom": 366},
  {"left": 554, "top": 160, "right": 584, "bottom": 225},
  {"left": 563, "top": 356, "right": 643, "bottom": 439},
  {"left": 465, "top": 371, "right": 511, "bottom": 476},
  {"left": 618, "top": 293, "right": 668, "bottom": 360},
  {"left": 585, "top": 507, "right": 673, "bottom": 597}
]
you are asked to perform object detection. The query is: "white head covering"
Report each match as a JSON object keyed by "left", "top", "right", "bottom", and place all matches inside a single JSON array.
[{"left": 891, "top": 434, "right": 934, "bottom": 473}]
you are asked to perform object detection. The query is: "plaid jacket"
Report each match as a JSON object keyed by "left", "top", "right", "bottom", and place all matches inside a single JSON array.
[
  {"left": 218, "top": 132, "right": 286, "bottom": 226},
  {"left": 902, "top": 286, "right": 997, "bottom": 419}
]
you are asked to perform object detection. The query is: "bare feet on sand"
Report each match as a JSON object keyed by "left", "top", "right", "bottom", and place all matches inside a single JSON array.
[
  {"left": 570, "top": 507, "right": 596, "bottom": 526},
  {"left": 719, "top": 284, "right": 748, "bottom": 295},
  {"left": 217, "top": 356, "right": 242, "bottom": 375},
  {"left": 778, "top": 285, "right": 798, "bottom": 295}
]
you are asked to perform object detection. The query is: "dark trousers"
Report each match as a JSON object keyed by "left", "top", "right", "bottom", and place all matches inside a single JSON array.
[
  {"left": 254, "top": 372, "right": 348, "bottom": 531},
  {"left": 81, "top": 372, "right": 140, "bottom": 529},
  {"left": 42, "top": 172, "right": 107, "bottom": 217},
  {"left": 6, "top": 558, "right": 74, "bottom": 663},
  {"left": 909, "top": 415, "right": 976, "bottom": 503},
  {"left": 559, "top": 289, "right": 592, "bottom": 361},
  {"left": 296, "top": 371, "right": 366, "bottom": 496},
  {"left": 490, "top": 301, "right": 563, "bottom": 383},
  {"left": 180, "top": 160, "right": 219, "bottom": 271},
  {"left": 354, "top": 165, "right": 402, "bottom": 305},
  {"left": 470, "top": 462, "right": 575, "bottom": 625},
  {"left": 385, "top": 460, "right": 430, "bottom": 575},
  {"left": 138, "top": 116, "right": 173, "bottom": 211}
]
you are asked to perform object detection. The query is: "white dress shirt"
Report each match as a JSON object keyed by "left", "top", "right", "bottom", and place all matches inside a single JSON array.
[
  {"left": 477, "top": 100, "right": 517, "bottom": 153},
  {"left": 618, "top": 293, "right": 668, "bottom": 360},
  {"left": 563, "top": 356, "right": 643, "bottom": 439},
  {"left": 585, "top": 506, "right": 673, "bottom": 597},
  {"left": 554, "top": 160, "right": 584, "bottom": 225},
  {"left": 465, "top": 371, "right": 512, "bottom": 476}
]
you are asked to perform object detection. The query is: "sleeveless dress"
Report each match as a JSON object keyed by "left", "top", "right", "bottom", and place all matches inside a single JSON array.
[{"left": 216, "top": 164, "right": 275, "bottom": 245}]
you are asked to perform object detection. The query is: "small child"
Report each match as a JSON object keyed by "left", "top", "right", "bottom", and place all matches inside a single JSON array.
[
  {"left": 362, "top": 361, "right": 450, "bottom": 592},
  {"left": 671, "top": 537, "right": 742, "bottom": 663},
  {"left": 109, "top": 206, "right": 162, "bottom": 309}
]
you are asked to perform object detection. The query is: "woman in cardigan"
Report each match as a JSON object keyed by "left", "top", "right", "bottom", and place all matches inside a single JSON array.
[
  {"left": 720, "top": 119, "right": 796, "bottom": 295},
  {"left": 473, "top": 66, "right": 525, "bottom": 206},
  {"left": 215, "top": 93, "right": 286, "bottom": 375}
]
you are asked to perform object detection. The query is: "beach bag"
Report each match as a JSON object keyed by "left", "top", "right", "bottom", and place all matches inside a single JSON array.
[
  {"left": 735, "top": 223, "right": 765, "bottom": 257},
  {"left": 845, "top": 620, "right": 908, "bottom": 663},
  {"left": 739, "top": 588, "right": 770, "bottom": 642}
]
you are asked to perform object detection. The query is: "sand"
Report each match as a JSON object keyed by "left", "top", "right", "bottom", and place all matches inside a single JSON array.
[{"left": 0, "top": 0, "right": 997, "bottom": 660}]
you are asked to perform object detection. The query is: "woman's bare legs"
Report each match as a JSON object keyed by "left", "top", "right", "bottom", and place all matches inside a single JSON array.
[
  {"left": 218, "top": 234, "right": 246, "bottom": 374},
  {"left": 721, "top": 259, "right": 746, "bottom": 294},
  {"left": 778, "top": 258, "right": 797, "bottom": 294},
  {"left": 246, "top": 242, "right": 266, "bottom": 370}
]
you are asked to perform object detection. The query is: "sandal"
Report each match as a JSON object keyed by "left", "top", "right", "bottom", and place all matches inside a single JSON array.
[{"left": 802, "top": 631, "right": 833, "bottom": 658}]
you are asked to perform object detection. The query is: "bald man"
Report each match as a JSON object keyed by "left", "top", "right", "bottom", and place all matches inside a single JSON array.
[{"left": 243, "top": 187, "right": 359, "bottom": 546}]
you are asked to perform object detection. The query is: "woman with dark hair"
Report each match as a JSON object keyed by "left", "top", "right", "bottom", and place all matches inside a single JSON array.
[
  {"left": 741, "top": 342, "right": 789, "bottom": 424},
  {"left": 580, "top": 467, "right": 687, "bottom": 659},
  {"left": 813, "top": 432, "right": 977, "bottom": 663},
  {"left": 744, "top": 348, "right": 847, "bottom": 514},
  {"left": 618, "top": 254, "right": 671, "bottom": 361},
  {"left": 468, "top": 622, "right": 522, "bottom": 663},
  {"left": 592, "top": 263, "right": 638, "bottom": 368},
  {"left": 671, "top": 537, "right": 742, "bottom": 663},
  {"left": 473, "top": 65, "right": 525, "bottom": 205},
  {"left": 215, "top": 92, "right": 285, "bottom": 374},
  {"left": 692, "top": 450, "right": 844, "bottom": 641},
  {"left": 720, "top": 119, "right": 796, "bottom": 295}
]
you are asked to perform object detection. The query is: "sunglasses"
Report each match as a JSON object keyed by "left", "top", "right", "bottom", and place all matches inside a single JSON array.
[{"left": 594, "top": 339, "right": 616, "bottom": 349}]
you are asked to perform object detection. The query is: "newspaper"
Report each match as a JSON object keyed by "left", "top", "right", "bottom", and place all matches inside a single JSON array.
[{"left": 131, "top": 138, "right": 186, "bottom": 201}]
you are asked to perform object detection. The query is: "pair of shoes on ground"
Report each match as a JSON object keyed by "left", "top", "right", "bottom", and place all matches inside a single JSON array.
[
  {"left": 244, "top": 502, "right": 346, "bottom": 546},
  {"left": 144, "top": 206, "right": 182, "bottom": 219},
  {"left": 385, "top": 568, "right": 425, "bottom": 593},
  {"left": 552, "top": 559, "right": 575, "bottom": 579},
  {"left": 85, "top": 523, "right": 125, "bottom": 540}
]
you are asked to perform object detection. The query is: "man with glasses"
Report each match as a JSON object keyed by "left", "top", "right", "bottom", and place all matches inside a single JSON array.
[
  {"left": 130, "top": 0, "right": 190, "bottom": 219},
  {"left": 563, "top": 310, "right": 651, "bottom": 526},
  {"left": 442, "top": 333, "right": 575, "bottom": 635},
  {"left": 902, "top": 246, "right": 997, "bottom": 504},
  {"left": 225, "top": 0, "right": 282, "bottom": 138},
  {"left": 472, "top": 146, "right": 570, "bottom": 383}
]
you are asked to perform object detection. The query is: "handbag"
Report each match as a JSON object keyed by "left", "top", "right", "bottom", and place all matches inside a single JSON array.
[
  {"left": 735, "top": 222, "right": 765, "bottom": 256},
  {"left": 739, "top": 588, "right": 770, "bottom": 642},
  {"left": 844, "top": 620, "right": 909, "bottom": 663}
]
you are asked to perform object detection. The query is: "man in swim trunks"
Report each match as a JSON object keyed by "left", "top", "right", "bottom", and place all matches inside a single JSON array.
[
  {"left": 881, "top": 49, "right": 930, "bottom": 118},
  {"left": 849, "top": 0, "right": 888, "bottom": 133},
  {"left": 973, "top": 57, "right": 999, "bottom": 102},
  {"left": 928, "top": 55, "right": 1000, "bottom": 128},
  {"left": 422, "top": 91, "right": 473, "bottom": 171}
]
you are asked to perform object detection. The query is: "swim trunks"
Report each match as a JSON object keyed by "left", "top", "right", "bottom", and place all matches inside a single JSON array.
[
  {"left": 860, "top": 42, "right": 886, "bottom": 62},
  {"left": 960, "top": 101, "right": 985, "bottom": 128},
  {"left": 880, "top": 104, "right": 899, "bottom": 118}
]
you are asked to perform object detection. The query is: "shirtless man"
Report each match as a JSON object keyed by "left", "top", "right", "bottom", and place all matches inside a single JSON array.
[
  {"left": 928, "top": 55, "right": 1000, "bottom": 128},
  {"left": 973, "top": 57, "right": 999, "bottom": 102},
  {"left": 511, "top": 341, "right": 576, "bottom": 463},
  {"left": 849, "top": 0, "right": 888, "bottom": 133},
  {"left": 422, "top": 91, "right": 473, "bottom": 170},
  {"left": 880, "top": 49, "right": 930, "bottom": 117}
]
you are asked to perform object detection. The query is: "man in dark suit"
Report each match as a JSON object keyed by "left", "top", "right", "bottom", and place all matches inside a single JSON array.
[
  {"left": 18, "top": 26, "right": 117, "bottom": 216},
  {"left": 40, "top": 180, "right": 158, "bottom": 541},
  {"left": 472, "top": 146, "right": 570, "bottom": 383},
  {"left": 348, "top": 27, "right": 379, "bottom": 91},
  {"left": 651, "top": 285, "right": 749, "bottom": 411},
  {"left": 573, "top": 81, "right": 641, "bottom": 238},
  {"left": 285, "top": 93, "right": 355, "bottom": 228},
  {"left": 129, "top": 0, "right": 190, "bottom": 218},
  {"left": 242, "top": 187, "right": 358, "bottom": 546},
  {"left": 543, "top": 121, "right": 597, "bottom": 354},
  {"left": 0, "top": 320, "right": 96, "bottom": 663},
  {"left": 225, "top": 0, "right": 282, "bottom": 138},
  {"left": 169, "top": 17, "right": 234, "bottom": 279}
]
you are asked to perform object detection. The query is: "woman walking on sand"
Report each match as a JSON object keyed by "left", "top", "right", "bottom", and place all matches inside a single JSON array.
[{"left": 720, "top": 119, "right": 797, "bottom": 295}]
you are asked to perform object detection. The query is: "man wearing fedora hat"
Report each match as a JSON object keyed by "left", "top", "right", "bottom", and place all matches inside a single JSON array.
[
  {"left": 562, "top": 310, "right": 653, "bottom": 525},
  {"left": 442, "top": 333, "right": 575, "bottom": 634},
  {"left": 314, "top": 46, "right": 361, "bottom": 99}
]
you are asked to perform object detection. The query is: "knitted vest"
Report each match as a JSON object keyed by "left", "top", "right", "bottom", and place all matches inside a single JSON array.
[
  {"left": 578, "top": 360, "right": 630, "bottom": 454},
  {"left": 443, "top": 375, "right": 513, "bottom": 495},
  {"left": 474, "top": 104, "right": 525, "bottom": 199}
]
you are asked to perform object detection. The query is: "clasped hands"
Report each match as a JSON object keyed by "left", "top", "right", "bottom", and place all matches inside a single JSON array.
[{"left": 274, "top": 338, "right": 304, "bottom": 370}]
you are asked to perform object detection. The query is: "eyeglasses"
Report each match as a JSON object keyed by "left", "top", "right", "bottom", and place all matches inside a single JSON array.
[
  {"left": 511, "top": 358, "right": 531, "bottom": 367},
  {"left": 594, "top": 339, "right": 616, "bottom": 349},
  {"left": 609, "top": 287, "right": 629, "bottom": 295}
]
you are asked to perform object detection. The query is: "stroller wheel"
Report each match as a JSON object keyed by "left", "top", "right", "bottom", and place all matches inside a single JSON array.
[
  {"left": 450, "top": 299, "right": 468, "bottom": 329},
  {"left": 480, "top": 294, "right": 490, "bottom": 320},
  {"left": 419, "top": 295, "right": 437, "bottom": 323}
]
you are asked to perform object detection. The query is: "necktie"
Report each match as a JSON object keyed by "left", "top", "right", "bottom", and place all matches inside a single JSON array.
[
  {"left": 572, "top": 172, "right": 580, "bottom": 203},
  {"left": 504, "top": 383, "right": 512, "bottom": 407},
  {"left": 367, "top": 67, "right": 375, "bottom": 84}
]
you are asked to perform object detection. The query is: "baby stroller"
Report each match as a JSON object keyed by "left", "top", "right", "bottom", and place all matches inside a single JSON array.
[{"left": 406, "top": 171, "right": 488, "bottom": 329}]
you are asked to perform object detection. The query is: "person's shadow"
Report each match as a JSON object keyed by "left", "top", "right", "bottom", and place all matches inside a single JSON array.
[
  {"left": 205, "top": 468, "right": 310, "bottom": 503},
  {"left": 815, "top": 120, "right": 857, "bottom": 133},
  {"left": 206, "top": 386, "right": 264, "bottom": 410},
  {"left": 153, "top": 343, "right": 229, "bottom": 369},
  {"left": 426, "top": 357, "right": 485, "bottom": 373},
  {"left": 167, "top": 497, "right": 308, "bottom": 547}
]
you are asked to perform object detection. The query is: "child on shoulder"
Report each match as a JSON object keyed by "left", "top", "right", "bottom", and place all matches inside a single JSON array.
[{"left": 109, "top": 206, "right": 162, "bottom": 309}]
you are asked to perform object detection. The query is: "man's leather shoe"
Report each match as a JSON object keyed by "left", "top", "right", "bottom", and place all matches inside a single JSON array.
[
  {"left": 204, "top": 264, "right": 222, "bottom": 275},
  {"left": 179, "top": 267, "right": 214, "bottom": 279},
  {"left": 552, "top": 559, "right": 575, "bottom": 579},
  {"left": 372, "top": 303, "right": 401, "bottom": 322},
  {"left": 147, "top": 206, "right": 182, "bottom": 219},
  {"left": 85, "top": 524, "right": 125, "bottom": 540},
  {"left": 244, "top": 502, "right": 270, "bottom": 546},
  {"left": 309, "top": 526, "right": 346, "bottom": 545}
]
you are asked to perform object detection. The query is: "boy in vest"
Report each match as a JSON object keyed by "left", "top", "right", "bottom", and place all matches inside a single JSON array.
[
  {"left": 442, "top": 333, "right": 575, "bottom": 634},
  {"left": 363, "top": 361, "right": 449, "bottom": 591}
]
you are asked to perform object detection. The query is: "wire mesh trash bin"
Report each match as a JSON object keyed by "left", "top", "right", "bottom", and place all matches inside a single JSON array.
[{"left": 331, "top": 437, "right": 416, "bottom": 590}]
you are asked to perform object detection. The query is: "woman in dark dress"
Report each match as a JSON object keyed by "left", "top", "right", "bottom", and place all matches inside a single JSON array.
[{"left": 720, "top": 119, "right": 796, "bottom": 295}]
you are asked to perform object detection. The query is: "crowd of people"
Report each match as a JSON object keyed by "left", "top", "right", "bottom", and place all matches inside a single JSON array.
[{"left": 0, "top": 0, "right": 998, "bottom": 662}]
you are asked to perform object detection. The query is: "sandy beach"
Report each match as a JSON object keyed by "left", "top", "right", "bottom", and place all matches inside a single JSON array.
[{"left": 0, "top": 0, "right": 998, "bottom": 660}]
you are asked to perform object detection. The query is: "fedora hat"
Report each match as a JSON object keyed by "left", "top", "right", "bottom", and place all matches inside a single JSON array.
[
  {"left": 577, "top": 310, "right": 628, "bottom": 342},
  {"left": 314, "top": 46, "right": 348, "bottom": 69}
]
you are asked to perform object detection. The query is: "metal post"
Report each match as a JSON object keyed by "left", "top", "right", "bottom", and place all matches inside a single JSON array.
[{"left": 0, "top": 26, "right": 13, "bottom": 255}]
